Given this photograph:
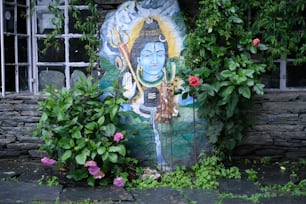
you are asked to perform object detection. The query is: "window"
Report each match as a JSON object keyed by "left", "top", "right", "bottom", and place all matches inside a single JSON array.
[
  {"left": 33, "top": 0, "right": 92, "bottom": 93},
  {"left": 0, "top": 0, "right": 32, "bottom": 96},
  {"left": 0, "top": 0, "right": 94, "bottom": 96}
]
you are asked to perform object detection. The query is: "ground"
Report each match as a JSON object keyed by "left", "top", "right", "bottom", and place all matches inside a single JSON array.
[{"left": 1, "top": 157, "right": 306, "bottom": 204}]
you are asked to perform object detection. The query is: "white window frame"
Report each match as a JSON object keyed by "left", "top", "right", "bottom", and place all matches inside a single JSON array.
[{"left": 0, "top": 0, "right": 33, "bottom": 97}]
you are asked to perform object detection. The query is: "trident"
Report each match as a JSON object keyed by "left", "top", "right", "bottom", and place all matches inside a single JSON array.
[{"left": 109, "top": 25, "right": 143, "bottom": 96}]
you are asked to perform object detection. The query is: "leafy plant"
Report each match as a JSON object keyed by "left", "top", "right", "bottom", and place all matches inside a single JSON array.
[
  {"left": 260, "top": 156, "right": 271, "bottom": 165},
  {"left": 38, "top": 175, "right": 59, "bottom": 186},
  {"left": 245, "top": 168, "right": 258, "bottom": 182},
  {"left": 179, "top": 0, "right": 267, "bottom": 156},
  {"left": 128, "top": 153, "right": 241, "bottom": 190},
  {"left": 192, "top": 154, "right": 241, "bottom": 189},
  {"left": 33, "top": 77, "right": 136, "bottom": 186},
  {"left": 160, "top": 166, "right": 193, "bottom": 189}
]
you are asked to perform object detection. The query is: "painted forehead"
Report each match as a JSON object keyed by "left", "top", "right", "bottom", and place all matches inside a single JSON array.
[{"left": 142, "top": 42, "right": 165, "bottom": 52}]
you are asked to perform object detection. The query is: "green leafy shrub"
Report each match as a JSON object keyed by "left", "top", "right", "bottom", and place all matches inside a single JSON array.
[
  {"left": 33, "top": 77, "right": 136, "bottom": 186},
  {"left": 179, "top": 0, "right": 267, "bottom": 156}
]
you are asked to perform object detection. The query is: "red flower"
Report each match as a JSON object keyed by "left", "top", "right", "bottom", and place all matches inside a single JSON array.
[
  {"left": 189, "top": 76, "right": 200, "bottom": 87},
  {"left": 252, "top": 38, "right": 260, "bottom": 46}
]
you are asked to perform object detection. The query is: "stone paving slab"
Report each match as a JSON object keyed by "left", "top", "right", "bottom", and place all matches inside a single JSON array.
[
  {"left": 260, "top": 196, "right": 306, "bottom": 204},
  {"left": 60, "top": 186, "right": 134, "bottom": 203},
  {"left": 218, "top": 179, "right": 262, "bottom": 196},
  {"left": 182, "top": 188, "right": 220, "bottom": 204},
  {"left": 130, "top": 187, "right": 187, "bottom": 204},
  {"left": 0, "top": 181, "right": 63, "bottom": 203}
]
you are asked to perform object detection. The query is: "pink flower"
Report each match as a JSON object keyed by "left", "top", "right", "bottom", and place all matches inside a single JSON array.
[
  {"left": 113, "top": 132, "right": 124, "bottom": 142},
  {"left": 252, "top": 38, "right": 260, "bottom": 46},
  {"left": 84, "top": 160, "right": 97, "bottom": 167},
  {"left": 88, "top": 166, "right": 100, "bottom": 176},
  {"left": 113, "top": 177, "right": 125, "bottom": 187},
  {"left": 41, "top": 157, "right": 57, "bottom": 167},
  {"left": 189, "top": 76, "right": 200, "bottom": 87}
]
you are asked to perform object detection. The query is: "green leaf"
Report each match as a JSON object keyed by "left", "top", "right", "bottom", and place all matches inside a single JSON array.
[
  {"left": 76, "top": 138, "right": 86, "bottom": 149},
  {"left": 244, "top": 69, "right": 254, "bottom": 78},
  {"left": 110, "top": 105, "right": 119, "bottom": 120},
  {"left": 67, "top": 168, "right": 88, "bottom": 181},
  {"left": 40, "top": 112, "right": 48, "bottom": 123},
  {"left": 87, "top": 176, "right": 95, "bottom": 187},
  {"left": 250, "top": 46, "right": 257, "bottom": 54},
  {"left": 253, "top": 84, "right": 265, "bottom": 95},
  {"left": 104, "top": 123, "right": 116, "bottom": 137},
  {"left": 85, "top": 122, "right": 97, "bottom": 130},
  {"left": 58, "top": 138, "right": 74, "bottom": 149},
  {"left": 71, "top": 128, "right": 81, "bottom": 139},
  {"left": 238, "top": 86, "right": 251, "bottom": 99},
  {"left": 108, "top": 152, "right": 118, "bottom": 163},
  {"left": 61, "top": 150, "right": 72, "bottom": 162},
  {"left": 102, "top": 152, "right": 109, "bottom": 161},
  {"left": 109, "top": 145, "right": 126, "bottom": 156},
  {"left": 97, "top": 116, "right": 105, "bottom": 126},
  {"left": 258, "top": 43, "right": 268, "bottom": 50},
  {"left": 221, "top": 86, "right": 235, "bottom": 98},
  {"left": 75, "top": 149, "right": 90, "bottom": 165},
  {"left": 229, "top": 16, "right": 243, "bottom": 23},
  {"left": 221, "top": 70, "right": 233, "bottom": 78},
  {"left": 97, "top": 146, "right": 106, "bottom": 155}
]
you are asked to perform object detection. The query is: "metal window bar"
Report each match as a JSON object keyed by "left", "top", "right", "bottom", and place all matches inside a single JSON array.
[
  {"left": 27, "top": 0, "right": 33, "bottom": 94},
  {"left": 0, "top": 1, "right": 5, "bottom": 97}
]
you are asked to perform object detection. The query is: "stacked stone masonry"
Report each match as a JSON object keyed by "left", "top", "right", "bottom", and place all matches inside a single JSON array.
[
  {"left": 0, "top": 94, "right": 43, "bottom": 158},
  {"left": 234, "top": 92, "right": 306, "bottom": 159}
]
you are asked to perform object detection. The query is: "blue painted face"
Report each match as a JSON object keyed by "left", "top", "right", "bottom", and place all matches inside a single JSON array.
[{"left": 137, "top": 42, "right": 166, "bottom": 81}]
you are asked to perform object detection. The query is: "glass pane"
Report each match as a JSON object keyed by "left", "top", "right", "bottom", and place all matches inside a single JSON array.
[
  {"left": 38, "top": 39, "right": 65, "bottom": 62},
  {"left": 287, "top": 63, "right": 306, "bottom": 87},
  {"left": 17, "top": 0, "right": 27, "bottom": 4},
  {"left": 36, "top": 9, "right": 64, "bottom": 34},
  {"left": 38, "top": 66, "right": 65, "bottom": 90},
  {"left": 261, "top": 63, "right": 280, "bottom": 89},
  {"left": 17, "top": 6, "right": 27, "bottom": 34},
  {"left": 69, "top": 9, "right": 91, "bottom": 33},
  {"left": 19, "top": 66, "right": 29, "bottom": 91},
  {"left": 71, "top": 0, "right": 87, "bottom": 5},
  {"left": 4, "top": 36, "right": 15, "bottom": 63},
  {"left": 5, "top": 66, "right": 16, "bottom": 91},
  {"left": 4, "top": 4, "right": 15, "bottom": 33},
  {"left": 18, "top": 37, "right": 28, "bottom": 62},
  {"left": 69, "top": 38, "right": 89, "bottom": 62}
]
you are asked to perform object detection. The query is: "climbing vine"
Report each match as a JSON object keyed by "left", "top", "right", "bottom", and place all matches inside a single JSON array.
[{"left": 40, "top": 0, "right": 100, "bottom": 73}]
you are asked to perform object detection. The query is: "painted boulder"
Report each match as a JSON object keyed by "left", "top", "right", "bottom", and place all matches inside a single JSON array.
[{"left": 99, "top": 0, "right": 209, "bottom": 170}]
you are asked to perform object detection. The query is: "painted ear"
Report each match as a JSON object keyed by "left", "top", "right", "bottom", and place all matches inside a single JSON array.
[{"left": 137, "top": 57, "right": 140, "bottom": 64}]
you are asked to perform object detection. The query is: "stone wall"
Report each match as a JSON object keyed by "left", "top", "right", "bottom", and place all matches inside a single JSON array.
[
  {"left": 0, "top": 94, "right": 43, "bottom": 158},
  {"left": 233, "top": 92, "right": 306, "bottom": 160}
]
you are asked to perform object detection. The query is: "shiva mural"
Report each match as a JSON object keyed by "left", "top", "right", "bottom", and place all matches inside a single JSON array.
[{"left": 99, "top": 0, "right": 208, "bottom": 169}]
